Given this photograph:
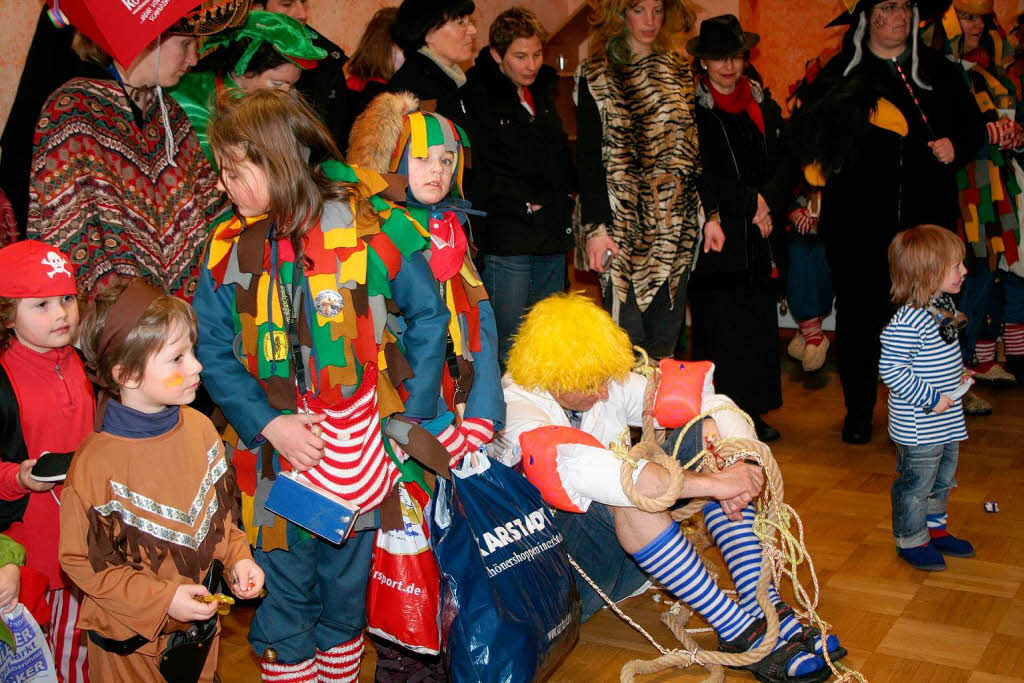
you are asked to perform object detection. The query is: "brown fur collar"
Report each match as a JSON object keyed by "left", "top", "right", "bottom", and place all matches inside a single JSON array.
[{"left": 346, "top": 91, "right": 420, "bottom": 173}]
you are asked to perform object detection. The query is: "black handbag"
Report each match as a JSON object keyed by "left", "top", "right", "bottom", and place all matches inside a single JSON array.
[{"left": 158, "top": 560, "right": 224, "bottom": 683}]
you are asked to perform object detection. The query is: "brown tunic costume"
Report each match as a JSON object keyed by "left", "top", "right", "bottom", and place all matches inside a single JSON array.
[{"left": 59, "top": 407, "right": 250, "bottom": 681}]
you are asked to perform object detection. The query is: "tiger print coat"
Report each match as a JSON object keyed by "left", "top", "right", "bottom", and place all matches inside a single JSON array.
[{"left": 577, "top": 51, "right": 703, "bottom": 313}]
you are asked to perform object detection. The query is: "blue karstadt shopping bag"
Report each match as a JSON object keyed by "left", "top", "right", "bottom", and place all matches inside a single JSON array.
[{"left": 430, "top": 450, "right": 581, "bottom": 682}]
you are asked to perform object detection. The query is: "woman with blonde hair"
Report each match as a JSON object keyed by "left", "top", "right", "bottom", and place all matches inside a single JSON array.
[{"left": 576, "top": 0, "right": 723, "bottom": 360}]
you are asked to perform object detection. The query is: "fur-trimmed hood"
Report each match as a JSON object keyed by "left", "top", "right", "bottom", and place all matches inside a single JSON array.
[{"left": 346, "top": 91, "right": 420, "bottom": 173}]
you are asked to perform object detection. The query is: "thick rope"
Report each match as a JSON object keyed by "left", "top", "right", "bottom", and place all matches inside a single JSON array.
[{"left": 565, "top": 356, "right": 866, "bottom": 682}]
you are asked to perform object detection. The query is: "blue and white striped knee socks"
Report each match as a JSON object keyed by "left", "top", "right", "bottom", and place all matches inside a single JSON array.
[
  {"left": 704, "top": 502, "right": 841, "bottom": 658},
  {"left": 632, "top": 523, "right": 754, "bottom": 641},
  {"left": 632, "top": 521, "right": 822, "bottom": 678}
]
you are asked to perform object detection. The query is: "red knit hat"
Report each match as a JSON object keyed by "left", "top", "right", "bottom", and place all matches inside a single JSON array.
[{"left": 0, "top": 240, "right": 77, "bottom": 298}]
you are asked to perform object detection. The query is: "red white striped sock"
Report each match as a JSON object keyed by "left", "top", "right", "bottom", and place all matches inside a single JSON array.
[
  {"left": 1005, "top": 323, "right": 1024, "bottom": 356},
  {"left": 46, "top": 588, "right": 89, "bottom": 683},
  {"left": 316, "top": 635, "right": 363, "bottom": 682},
  {"left": 437, "top": 422, "right": 467, "bottom": 465},
  {"left": 975, "top": 339, "right": 997, "bottom": 363},
  {"left": 797, "top": 317, "right": 825, "bottom": 346},
  {"left": 460, "top": 417, "right": 494, "bottom": 450},
  {"left": 262, "top": 657, "right": 318, "bottom": 682}
]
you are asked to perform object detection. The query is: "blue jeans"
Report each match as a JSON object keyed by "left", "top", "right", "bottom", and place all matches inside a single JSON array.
[
  {"left": 550, "top": 421, "right": 704, "bottom": 621},
  {"left": 786, "top": 234, "right": 833, "bottom": 321},
  {"left": 481, "top": 253, "right": 566, "bottom": 367},
  {"left": 1005, "top": 270, "right": 1024, "bottom": 325},
  {"left": 959, "top": 257, "right": 1003, "bottom": 359},
  {"left": 891, "top": 441, "right": 959, "bottom": 549}
]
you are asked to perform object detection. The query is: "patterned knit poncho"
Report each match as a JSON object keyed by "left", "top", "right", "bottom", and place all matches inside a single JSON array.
[{"left": 28, "top": 77, "right": 224, "bottom": 300}]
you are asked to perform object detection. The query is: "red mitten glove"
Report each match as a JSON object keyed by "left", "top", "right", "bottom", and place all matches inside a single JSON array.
[
  {"left": 986, "top": 118, "right": 1020, "bottom": 150},
  {"left": 1011, "top": 121, "right": 1024, "bottom": 150},
  {"left": 436, "top": 422, "right": 468, "bottom": 466},
  {"left": 460, "top": 417, "right": 494, "bottom": 452},
  {"left": 438, "top": 418, "right": 495, "bottom": 468}
]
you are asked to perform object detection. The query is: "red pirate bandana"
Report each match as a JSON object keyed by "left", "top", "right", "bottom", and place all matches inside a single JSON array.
[{"left": 0, "top": 240, "right": 77, "bottom": 298}]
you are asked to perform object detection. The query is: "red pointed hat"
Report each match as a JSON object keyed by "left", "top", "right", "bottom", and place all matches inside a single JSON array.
[{"left": 0, "top": 240, "right": 77, "bottom": 298}]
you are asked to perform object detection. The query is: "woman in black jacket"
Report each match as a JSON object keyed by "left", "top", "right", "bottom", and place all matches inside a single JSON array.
[
  {"left": 387, "top": 0, "right": 477, "bottom": 124},
  {"left": 687, "top": 15, "right": 783, "bottom": 442},
  {"left": 462, "top": 8, "right": 576, "bottom": 365}
]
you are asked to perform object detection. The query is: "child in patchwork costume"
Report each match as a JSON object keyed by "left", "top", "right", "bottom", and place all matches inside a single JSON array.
[{"left": 193, "top": 89, "right": 449, "bottom": 682}]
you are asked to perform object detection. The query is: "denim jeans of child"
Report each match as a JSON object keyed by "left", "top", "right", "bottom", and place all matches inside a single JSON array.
[{"left": 891, "top": 441, "right": 959, "bottom": 548}]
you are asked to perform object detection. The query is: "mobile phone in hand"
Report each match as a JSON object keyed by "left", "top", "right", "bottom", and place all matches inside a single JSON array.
[{"left": 30, "top": 451, "right": 74, "bottom": 482}]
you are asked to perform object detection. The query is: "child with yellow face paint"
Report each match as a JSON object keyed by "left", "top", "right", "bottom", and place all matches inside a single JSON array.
[{"left": 59, "top": 279, "right": 262, "bottom": 681}]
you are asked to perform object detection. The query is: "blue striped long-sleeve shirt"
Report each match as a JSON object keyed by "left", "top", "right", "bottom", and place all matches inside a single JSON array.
[{"left": 879, "top": 305, "right": 968, "bottom": 446}]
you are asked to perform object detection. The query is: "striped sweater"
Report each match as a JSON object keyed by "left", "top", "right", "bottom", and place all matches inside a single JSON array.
[{"left": 879, "top": 305, "right": 968, "bottom": 445}]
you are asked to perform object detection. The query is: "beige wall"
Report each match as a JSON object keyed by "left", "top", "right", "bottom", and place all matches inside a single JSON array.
[
  {"left": 0, "top": 0, "right": 573, "bottom": 134},
  {"left": 5, "top": 0, "right": 1024, "bottom": 133}
]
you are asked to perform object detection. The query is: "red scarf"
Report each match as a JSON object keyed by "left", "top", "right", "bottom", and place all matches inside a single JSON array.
[
  {"left": 428, "top": 211, "right": 468, "bottom": 281},
  {"left": 963, "top": 47, "right": 991, "bottom": 70},
  {"left": 704, "top": 75, "right": 765, "bottom": 135}
]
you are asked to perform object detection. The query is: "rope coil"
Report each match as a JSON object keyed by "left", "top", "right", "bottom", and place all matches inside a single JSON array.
[{"left": 565, "top": 354, "right": 866, "bottom": 682}]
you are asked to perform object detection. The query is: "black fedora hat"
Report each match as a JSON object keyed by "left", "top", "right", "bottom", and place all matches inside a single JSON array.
[{"left": 686, "top": 14, "right": 759, "bottom": 59}]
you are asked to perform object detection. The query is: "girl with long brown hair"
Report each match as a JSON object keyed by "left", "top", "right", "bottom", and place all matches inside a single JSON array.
[
  {"left": 192, "top": 88, "right": 448, "bottom": 682},
  {"left": 346, "top": 7, "right": 403, "bottom": 112}
]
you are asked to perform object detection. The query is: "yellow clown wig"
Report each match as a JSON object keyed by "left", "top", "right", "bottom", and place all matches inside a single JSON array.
[{"left": 506, "top": 292, "right": 635, "bottom": 395}]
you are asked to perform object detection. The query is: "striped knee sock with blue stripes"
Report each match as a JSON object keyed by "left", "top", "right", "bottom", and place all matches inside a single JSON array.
[
  {"left": 632, "top": 522, "right": 822, "bottom": 677},
  {"left": 704, "top": 502, "right": 842, "bottom": 658}
]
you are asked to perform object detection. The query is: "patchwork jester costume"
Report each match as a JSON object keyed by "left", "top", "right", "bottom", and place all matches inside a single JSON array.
[
  {"left": 193, "top": 161, "right": 448, "bottom": 681},
  {"left": 347, "top": 93, "right": 504, "bottom": 467},
  {"left": 922, "top": 1, "right": 1024, "bottom": 379}
]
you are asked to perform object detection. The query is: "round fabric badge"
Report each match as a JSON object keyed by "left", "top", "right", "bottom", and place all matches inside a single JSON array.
[{"left": 314, "top": 289, "right": 345, "bottom": 318}]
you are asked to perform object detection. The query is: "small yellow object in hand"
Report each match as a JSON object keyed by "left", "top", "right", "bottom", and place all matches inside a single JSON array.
[{"left": 197, "top": 593, "right": 236, "bottom": 614}]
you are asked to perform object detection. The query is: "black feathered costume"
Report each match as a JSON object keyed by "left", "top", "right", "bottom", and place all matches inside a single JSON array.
[{"left": 789, "top": 2, "right": 984, "bottom": 435}]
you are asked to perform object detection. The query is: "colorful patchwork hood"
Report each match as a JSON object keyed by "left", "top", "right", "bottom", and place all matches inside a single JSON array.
[{"left": 348, "top": 93, "right": 494, "bottom": 412}]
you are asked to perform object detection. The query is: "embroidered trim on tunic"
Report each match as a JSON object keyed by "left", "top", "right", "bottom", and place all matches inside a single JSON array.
[{"left": 94, "top": 441, "right": 226, "bottom": 550}]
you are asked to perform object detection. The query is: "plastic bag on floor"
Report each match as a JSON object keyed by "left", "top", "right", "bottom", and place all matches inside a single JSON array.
[
  {"left": 430, "top": 450, "right": 580, "bottom": 682},
  {"left": 0, "top": 604, "right": 58, "bottom": 683}
]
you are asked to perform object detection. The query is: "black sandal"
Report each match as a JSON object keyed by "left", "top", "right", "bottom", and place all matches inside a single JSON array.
[
  {"left": 775, "top": 603, "right": 848, "bottom": 662},
  {"left": 719, "top": 618, "right": 832, "bottom": 683}
]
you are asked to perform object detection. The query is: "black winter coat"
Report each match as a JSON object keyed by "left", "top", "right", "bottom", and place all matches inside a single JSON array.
[
  {"left": 693, "top": 82, "right": 772, "bottom": 286},
  {"left": 297, "top": 28, "right": 352, "bottom": 152},
  {"left": 387, "top": 51, "right": 470, "bottom": 126},
  {"left": 462, "top": 50, "right": 576, "bottom": 255},
  {"left": 791, "top": 46, "right": 985, "bottom": 286}
]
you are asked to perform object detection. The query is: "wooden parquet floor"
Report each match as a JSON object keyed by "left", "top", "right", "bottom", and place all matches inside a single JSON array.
[{"left": 218, "top": 348, "right": 1024, "bottom": 682}]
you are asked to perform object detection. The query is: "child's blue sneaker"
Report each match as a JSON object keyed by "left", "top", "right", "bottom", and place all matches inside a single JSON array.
[
  {"left": 897, "top": 543, "right": 946, "bottom": 571},
  {"left": 929, "top": 532, "right": 975, "bottom": 558}
]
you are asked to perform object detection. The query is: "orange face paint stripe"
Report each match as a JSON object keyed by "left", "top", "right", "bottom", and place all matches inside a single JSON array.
[{"left": 163, "top": 373, "right": 185, "bottom": 389}]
